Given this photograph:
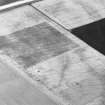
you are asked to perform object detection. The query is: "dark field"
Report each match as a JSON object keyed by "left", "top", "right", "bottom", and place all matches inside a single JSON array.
[
  {"left": 0, "top": 22, "right": 78, "bottom": 68},
  {"left": 71, "top": 18, "right": 105, "bottom": 55}
]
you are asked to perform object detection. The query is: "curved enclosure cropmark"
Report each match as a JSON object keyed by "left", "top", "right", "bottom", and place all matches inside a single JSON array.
[
  {"left": 0, "top": 22, "right": 78, "bottom": 69},
  {"left": 71, "top": 18, "right": 105, "bottom": 55}
]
